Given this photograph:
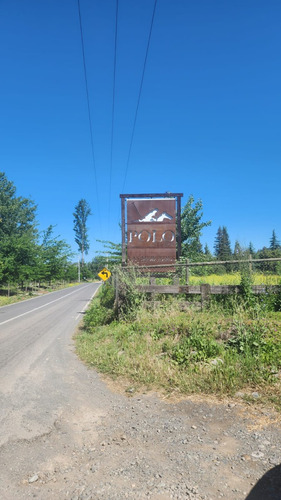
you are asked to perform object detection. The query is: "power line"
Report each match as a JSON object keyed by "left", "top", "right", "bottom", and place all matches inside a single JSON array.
[
  {"left": 77, "top": 0, "right": 101, "bottom": 233},
  {"left": 108, "top": 0, "right": 119, "bottom": 230},
  {"left": 121, "top": 0, "right": 158, "bottom": 192}
]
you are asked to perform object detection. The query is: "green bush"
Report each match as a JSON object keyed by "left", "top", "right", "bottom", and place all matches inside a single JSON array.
[{"left": 100, "top": 283, "right": 115, "bottom": 309}]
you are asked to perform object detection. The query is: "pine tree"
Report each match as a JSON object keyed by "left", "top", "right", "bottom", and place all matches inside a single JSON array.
[
  {"left": 269, "top": 230, "right": 280, "bottom": 250},
  {"left": 214, "top": 226, "right": 232, "bottom": 260},
  {"left": 214, "top": 226, "right": 223, "bottom": 258},
  {"left": 204, "top": 243, "right": 212, "bottom": 257},
  {"left": 248, "top": 242, "right": 255, "bottom": 256},
  {"left": 221, "top": 227, "right": 232, "bottom": 260},
  {"left": 233, "top": 240, "right": 242, "bottom": 256}
]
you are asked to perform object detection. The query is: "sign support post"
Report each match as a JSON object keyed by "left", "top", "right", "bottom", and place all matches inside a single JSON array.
[{"left": 121, "top": 196, "right": 126, "bottom": 266}]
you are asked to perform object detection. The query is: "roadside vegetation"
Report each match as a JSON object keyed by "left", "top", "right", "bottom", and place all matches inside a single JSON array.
[
  {"left": 76, "top": 268, "right": 281, "bottom": 411},
  {"left": 0, "top": 281, "right": 83, "bottom": 307}
]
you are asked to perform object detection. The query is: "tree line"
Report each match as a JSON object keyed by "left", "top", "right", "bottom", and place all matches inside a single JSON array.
[
  {"left": 1, "top": 171, "right": 280, "bottom": 286},
  {"left": 0, "top": 172, "right": 92, "bottom": 286},
  {"left": 179, "top": 197, "right": 281, "bottom": 275},
  {"left": 88, "top": 195, "right": 281, "bottom": 275}
]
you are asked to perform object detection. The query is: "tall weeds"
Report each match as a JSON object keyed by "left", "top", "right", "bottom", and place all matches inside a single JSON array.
[{"left": 76, "top": 268, "right": 281, "bottom": 410}]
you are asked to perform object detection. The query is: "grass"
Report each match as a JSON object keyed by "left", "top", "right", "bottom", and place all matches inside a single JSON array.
[
  {"left": 76, "top": 290, "right": 281, "bottom": 411},
  {"left": 189, "top": 273, "right": 281, "bottom": 286},
  {"left": 0, "top": 295, "right": 22, "bottom": 307}
]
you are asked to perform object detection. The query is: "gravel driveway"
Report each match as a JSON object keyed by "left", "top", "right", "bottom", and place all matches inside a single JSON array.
[{"left": 1, "top": 366, "right": 280, "bottom": 500}]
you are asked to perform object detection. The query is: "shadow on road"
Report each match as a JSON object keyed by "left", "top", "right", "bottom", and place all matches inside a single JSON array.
[{"left": 245, "top": 464, "right": 281, "bottom": 499}]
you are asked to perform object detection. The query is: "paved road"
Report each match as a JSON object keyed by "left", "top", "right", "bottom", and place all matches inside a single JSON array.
[{"left": 0, "top": 283, "right": 101, "bottom": 446}]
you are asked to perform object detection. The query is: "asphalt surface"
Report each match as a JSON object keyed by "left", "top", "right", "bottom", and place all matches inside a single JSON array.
[{"left": 0, "top": 283, "right": 101, "bottom": 446}]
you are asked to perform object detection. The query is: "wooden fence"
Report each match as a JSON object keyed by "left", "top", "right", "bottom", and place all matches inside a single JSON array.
[
  {"left": 135, "top": 278, "right": 280, "bottom": 309},
  {"left": 113, "top": 258, "right": 281, "bottom": 312}
]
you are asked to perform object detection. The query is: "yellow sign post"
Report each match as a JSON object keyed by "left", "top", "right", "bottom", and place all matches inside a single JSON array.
[{"left": 98, "top": 267, "right": 111, "bottom": 281}]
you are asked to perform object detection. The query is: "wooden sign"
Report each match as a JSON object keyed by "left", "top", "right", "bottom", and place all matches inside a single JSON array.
[{"left": 121, "top": 193, "right": 183, "bottom": 270}]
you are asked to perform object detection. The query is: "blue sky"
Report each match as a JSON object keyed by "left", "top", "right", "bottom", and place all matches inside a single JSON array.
[{"left": 1, "top": 0, "right": 280, "bottom": 261}]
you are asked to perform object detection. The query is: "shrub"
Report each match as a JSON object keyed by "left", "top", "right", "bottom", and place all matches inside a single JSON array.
[
  {"left": 83, "top": 284, "right": 116, "bottom": 330},
  {"left": 171, "top": 332, "right": 222, "bottom": 365},
  {"left": 114, "top": 266, "right": 146, "bottom": 319},
  {"left": 100, "top": 283, "right": 115, "bottom": 309},
  {"left": 240, "top": 269, "right": 256, "bottom": 307}
]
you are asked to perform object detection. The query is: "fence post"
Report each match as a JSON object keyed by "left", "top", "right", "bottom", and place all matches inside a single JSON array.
[
  {"left": 200, "top": 284, "right": 211, "bottom": 310},
  {"left": 249, "top": 254, "right": 253, "bottom": 273},
  {"left": 114, "top": 273, "right": 119, "bottom": 318},
  {"left": 186, "top": 259, "right": 189, "bottom": 284},
  {"left": 150, "top": 277, "right": 156, "bottom": 305}
]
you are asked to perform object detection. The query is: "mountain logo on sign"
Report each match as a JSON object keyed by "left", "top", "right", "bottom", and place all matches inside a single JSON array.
[{"left": 136, "top": 209, "right": 173, "bottom": 223}]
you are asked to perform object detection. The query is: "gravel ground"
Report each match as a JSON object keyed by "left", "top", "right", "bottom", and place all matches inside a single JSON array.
[{"left": 1, "top": 375, "right": 280, "bottom": 500}]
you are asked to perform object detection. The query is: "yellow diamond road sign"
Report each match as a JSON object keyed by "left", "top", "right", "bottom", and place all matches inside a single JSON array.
[{"left": 98, "top": 267, "right": 111, "bottom": 281}]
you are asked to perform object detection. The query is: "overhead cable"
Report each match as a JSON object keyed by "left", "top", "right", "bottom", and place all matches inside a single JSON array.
[
  {"left": 121, "top": 0, "right": 158, "bottom": 192},
  {"left": 108, "top": 0, "right": 119, "bottom": 229},
  {"left": 77, "top": 0, "right": 101, "bottom": 232}
]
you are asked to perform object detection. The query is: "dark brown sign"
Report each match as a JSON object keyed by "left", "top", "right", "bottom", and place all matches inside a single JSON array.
[{"left": 127, "top": 199, "right": 176, "bottom": 267}]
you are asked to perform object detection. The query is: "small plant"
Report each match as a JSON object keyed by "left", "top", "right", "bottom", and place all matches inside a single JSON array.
[
  {"left": 227, "top": 321, "right": 266, "bottom": 355},
  {"left": 171, "top": 332, "right": 222, "bottom": 365},
  {"left": 240, "top": 269, "right": 256, "bottom": 308}
]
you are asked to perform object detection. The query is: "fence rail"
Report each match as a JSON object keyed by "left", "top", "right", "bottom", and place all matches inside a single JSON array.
[
  {"left": 124, "top": 257, "right": 281, "bottom": 270},
  {"left": 134, "top": 282, "right": 280, "bottom": 309},
  {"left": 136, "top": 284, "right": 279, "bottom": 295},
  {"left": 114, "top": 259, "right": 281, "bottom": 312}
]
